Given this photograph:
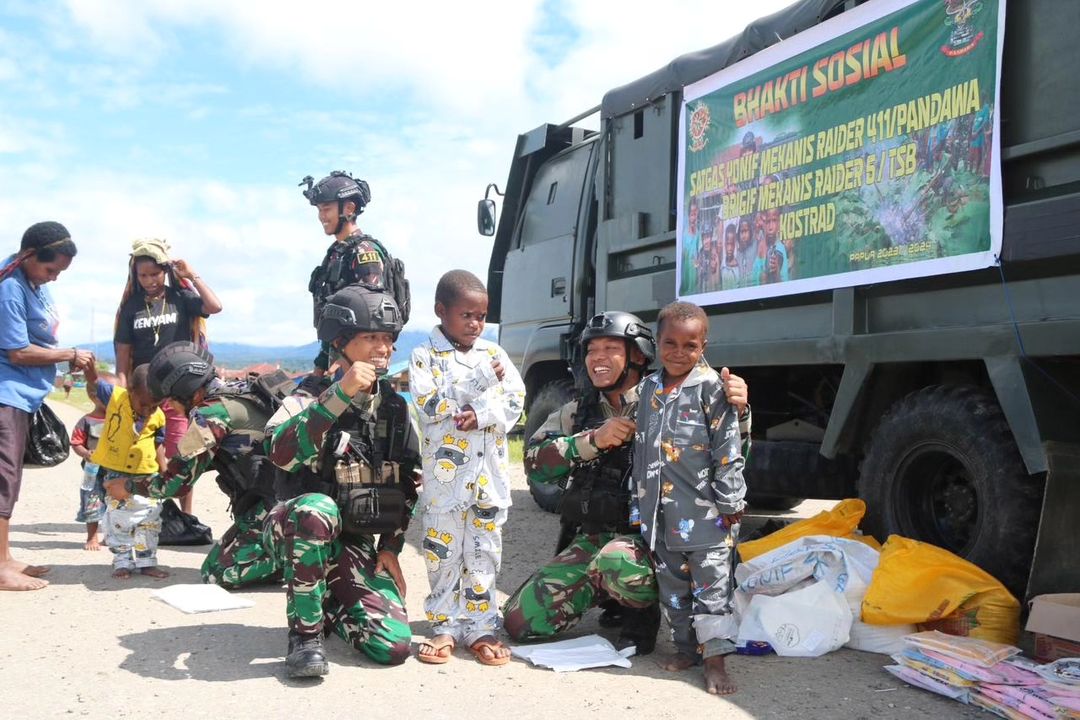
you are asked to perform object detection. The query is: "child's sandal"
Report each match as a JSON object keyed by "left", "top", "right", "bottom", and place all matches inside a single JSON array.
[{"left": 417, "top": 636, "right": 455, "bottom": 664}]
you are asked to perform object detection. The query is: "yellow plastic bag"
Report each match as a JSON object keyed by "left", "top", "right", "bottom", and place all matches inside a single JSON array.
[
  {"left": 861, "top": 535, "right": 1020, "bottom": 645},
  {"left": 739, "top": 498, "right": 878, "bottom": 562}
]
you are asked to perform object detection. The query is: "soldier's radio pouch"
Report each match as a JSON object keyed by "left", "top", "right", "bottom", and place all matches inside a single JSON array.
[
  {"left": 558, "top": 463, "right": 629, "bottom": 533},
  {"left": 334, "top": 460, "right": 407, "bottom": 536},
  {"left": 331, "top": 436, "right": 408, "bottom": 537}
]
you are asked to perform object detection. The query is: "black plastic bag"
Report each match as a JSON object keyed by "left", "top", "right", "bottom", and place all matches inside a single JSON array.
[
  {"left": 23, "top": 402, "right": 70, "bottom": 467},
  {"left": 158, "top": 499, "right": 213, "bottom": 546}
]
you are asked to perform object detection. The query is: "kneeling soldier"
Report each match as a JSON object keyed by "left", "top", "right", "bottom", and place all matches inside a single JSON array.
[
  {"left": 265, "top": 286, "right": 420, "bottom": 678},
  {"left": 503, "top": 311, "right": 749, "bottom": 653},
  {"left": 144, "top": 341, "right": 290, "bottom": 587}
]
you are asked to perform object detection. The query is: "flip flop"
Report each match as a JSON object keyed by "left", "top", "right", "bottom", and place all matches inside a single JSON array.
[
  {"left": 468, "top": 638, "right": 511, "bottom": 667},
  {"left": 417, "top": 636, "right": 455, "bottom": 665}
]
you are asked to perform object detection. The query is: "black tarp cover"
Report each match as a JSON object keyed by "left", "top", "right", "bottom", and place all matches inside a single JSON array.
[{"left": 600, "top": 0, "right": 853, "bottom": 119}]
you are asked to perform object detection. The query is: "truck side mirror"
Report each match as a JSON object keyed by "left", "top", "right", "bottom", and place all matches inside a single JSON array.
[{"left": 477, "top": 199, "right": 497, "bottom": 236}]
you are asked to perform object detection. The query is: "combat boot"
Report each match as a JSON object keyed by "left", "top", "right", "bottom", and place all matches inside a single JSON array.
[
  {"left": 285, "top": 630, "right": 329, "bottom": 678},
  {"left": 614, "top": 603, "right": 661, "bottom": 656},
  {"left": 597, "top": 598, "right": 624, "bottom": 628}
]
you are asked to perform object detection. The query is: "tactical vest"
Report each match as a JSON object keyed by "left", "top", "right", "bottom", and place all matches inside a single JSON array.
[
  {"left": 308, "top": 233, "right": 411, "bottom": 325},
  {"left": 277, "top": 378, "right": 417, "bottom": 537},
  {"left": 558, "top": 391, "right": 636, "bottom": 535},
  {"left": 202, "top": 371, "right": 294, "bottom": 518}
]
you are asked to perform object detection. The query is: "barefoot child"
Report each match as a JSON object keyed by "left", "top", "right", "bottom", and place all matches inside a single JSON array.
[
  {"left": 86, "top": 363, "right": 170, "bottom": 579},
  {"left": 71, "top": 380, "right": 108, "bottom": 550},
  {"left": 410, "top": 270, "right": 525, "bottom": 666},
  {"left": 633, "top": 301, "right": 745, "bottom": 695}
]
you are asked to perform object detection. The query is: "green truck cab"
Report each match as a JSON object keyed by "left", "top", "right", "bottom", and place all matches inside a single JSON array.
[{"left": 479, "top": 0, "right": 1079, "bottom": 599}]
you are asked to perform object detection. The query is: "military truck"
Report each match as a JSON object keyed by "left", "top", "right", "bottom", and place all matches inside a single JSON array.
[{"left": 477, "top": 0, "right": 1079, "bottom": 599}]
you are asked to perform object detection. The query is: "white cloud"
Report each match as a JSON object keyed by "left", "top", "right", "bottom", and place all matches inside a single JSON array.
[{"left": 9, "top": 0, "right": 795, "bottom": 351}]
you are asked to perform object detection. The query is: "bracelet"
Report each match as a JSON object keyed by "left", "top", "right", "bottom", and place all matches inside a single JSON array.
[{"left": 586, "top": 430, "right": 599, "bottom": 450}]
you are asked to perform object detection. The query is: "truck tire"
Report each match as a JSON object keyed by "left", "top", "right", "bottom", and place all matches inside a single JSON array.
[
  {"left": 523, "top": 379, "right": 576, "bottom": 513},
  {"left": 859, "top": 385, "right": 1043, "bottom": 596}
]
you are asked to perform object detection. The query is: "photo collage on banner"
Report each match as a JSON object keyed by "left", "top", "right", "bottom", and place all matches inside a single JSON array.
[{"left": 676, "top": 0, "right": 1005, "bottom": 304}]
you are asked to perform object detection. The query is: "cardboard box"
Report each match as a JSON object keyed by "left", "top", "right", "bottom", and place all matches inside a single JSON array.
[{"left": 1026, "top": 593, "right": 1080, "bottom": 663}]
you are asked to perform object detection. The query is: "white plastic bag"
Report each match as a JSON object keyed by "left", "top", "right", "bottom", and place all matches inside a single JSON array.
[
  {"left": 734, "top": 535, "right": 914, "bottom": 654},
  {"left": 847, "top": 619, "right": 914, "bottom": 655},
  {"left": 736, "top": 581, "right": 852, "bottom": 657}
]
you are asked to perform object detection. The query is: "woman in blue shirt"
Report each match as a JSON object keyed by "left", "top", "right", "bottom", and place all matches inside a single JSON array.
[{"left": 0, "top": 221, "right": 92, "bottom": 591}]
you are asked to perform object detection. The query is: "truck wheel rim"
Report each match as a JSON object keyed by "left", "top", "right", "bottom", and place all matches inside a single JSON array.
[{"left": 893, "top": 441, "right": 979, "bottom": 556}]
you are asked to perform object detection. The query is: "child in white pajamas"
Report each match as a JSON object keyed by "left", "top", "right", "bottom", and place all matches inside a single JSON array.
[{"left": 410, "top": 270, "right": 524, "bottom": 666}]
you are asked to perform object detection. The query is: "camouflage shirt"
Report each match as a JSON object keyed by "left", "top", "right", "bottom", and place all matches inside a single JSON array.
[
  {"left": 265, "top": 377, "right": 421, "bottom": 554},
  {"left": 144, "top": 392, "right": 268, "bottom": 500},
  {"left": 527, "top": 384, "right": 752, "bottom": 490},
  {"left": 524, "top": 386, "right": 640, "bottom": 487}
]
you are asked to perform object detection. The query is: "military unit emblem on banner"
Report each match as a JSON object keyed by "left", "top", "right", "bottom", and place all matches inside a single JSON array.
[
  {"left": 687, "top": 102, "right": 711, "bottom": 153},
  {"left": 942, "top": 0, "right": 985, "bottom": 57}
]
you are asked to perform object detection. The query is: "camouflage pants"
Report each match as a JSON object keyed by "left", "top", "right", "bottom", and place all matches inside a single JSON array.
[
  {"left": 201, "top": 499, "right": 282, "bottom": 588},
  {"left": 652, "top": 536, "right": 738, "bottom": 660},
  {"left": 503, "top": 532, "right": 657, "bottom": 642},
  {"left": 263, "top": 493, "right": 411, "bottom": 666}
]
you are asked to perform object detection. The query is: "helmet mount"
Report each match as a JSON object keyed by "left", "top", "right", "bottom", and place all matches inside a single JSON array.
[{"left": 300, "top": 171, "right": 372, "bottom": 235}]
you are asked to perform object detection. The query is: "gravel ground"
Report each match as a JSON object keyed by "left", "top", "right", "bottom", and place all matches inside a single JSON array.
[{"left": 1, "top": 401, "right": 986, "bottom": 720}]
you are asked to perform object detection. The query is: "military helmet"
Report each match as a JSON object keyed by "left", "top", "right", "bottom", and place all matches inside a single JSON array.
[
  {"left": 318, "top": 285, "right": 403, "bottom": 343},
  {"left": 299, "top": 170, "right": 371, "bottom": 215},
  {"left": 579, "top": 311, "right": 655, "bottom": 363},
  {"left": 148, "top": 341, "right": 216, "bottom": 402}
]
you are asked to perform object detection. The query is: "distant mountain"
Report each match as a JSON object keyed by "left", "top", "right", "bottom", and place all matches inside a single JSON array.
[{"left": 82, "top": 327, "right": 493, "bottom": 372}]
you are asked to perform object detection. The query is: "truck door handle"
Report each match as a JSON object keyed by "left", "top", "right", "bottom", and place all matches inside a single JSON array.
[{"left": 551, "top": 277, "right": 566, "bottom": 297}]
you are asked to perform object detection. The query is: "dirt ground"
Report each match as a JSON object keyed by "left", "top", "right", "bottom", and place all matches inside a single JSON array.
[{"left": 2, "top": 401, "right": 986, "bottom": 720}]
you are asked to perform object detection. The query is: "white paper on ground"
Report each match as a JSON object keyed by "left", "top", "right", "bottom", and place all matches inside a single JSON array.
[
  {"left": 511, "top": 634, "right": 636, "bottom": 672},
  {"left": 152, "top": 584, "right": 255, "bottom": 614}
]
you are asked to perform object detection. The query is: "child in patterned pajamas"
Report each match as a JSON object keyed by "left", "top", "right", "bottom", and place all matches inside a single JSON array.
[
  {"left": 411, "top": 270, "right": 524, "bottom": 666},
  {"left": 633, "top": 301, "right": 746, "bottom": 696},
  {"left": 86, "top": 363, "right": 169, "bottom": 579}
]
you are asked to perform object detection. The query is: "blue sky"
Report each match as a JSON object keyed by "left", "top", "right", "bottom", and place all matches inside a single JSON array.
[{"left": 1, "top": 0, "right": 791, "bottom": 345}]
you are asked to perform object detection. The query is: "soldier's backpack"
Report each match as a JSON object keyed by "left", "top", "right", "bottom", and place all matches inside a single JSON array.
[
  {"left": 310, "top": 233, "right": 411, "bottom": 324},
  {"left": 205, "top": 369, "right": 297, "bottom": 517},
  {"left": 363, "top": 235, "right": 411, "bottom": 324}
]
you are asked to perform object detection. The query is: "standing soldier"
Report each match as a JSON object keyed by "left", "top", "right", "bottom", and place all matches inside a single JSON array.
[
  {"left": 265, "top": 286, "right": 420, "bottom": 678},
  {"left": 300, "top": 171, "right": 410, "bottom": 375},
  {"left": 143, "top": 342, "right": 286, "bottom": 587},
  {"left": 503, "top": 312, "right": 750, "bottom": 653}
]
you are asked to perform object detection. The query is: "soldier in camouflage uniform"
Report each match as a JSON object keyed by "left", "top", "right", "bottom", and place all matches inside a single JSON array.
[
  {"left": 143, "top": 341, "right": 284, "bottom": 588},
  {"left": 301, "top": 170, "right": 410, "bottom": 374},
  {"left": 503, "top": 312, "right": 750, "bottom": 654},
  {"left": 265, "top": 286, "right": 420, "bottom": 678}
]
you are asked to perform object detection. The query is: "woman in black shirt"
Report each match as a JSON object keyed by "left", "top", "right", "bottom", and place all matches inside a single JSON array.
[
  {"left": 115, "top": 252, "right": 222, "bottom": 382},
  {"left": 113, "top": 240, "right": 222, "bottom": 514}
]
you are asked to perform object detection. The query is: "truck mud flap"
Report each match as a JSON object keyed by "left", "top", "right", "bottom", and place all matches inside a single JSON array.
[{"left": 1026, "top": 442, "right": 1080, "bottom": 599}]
